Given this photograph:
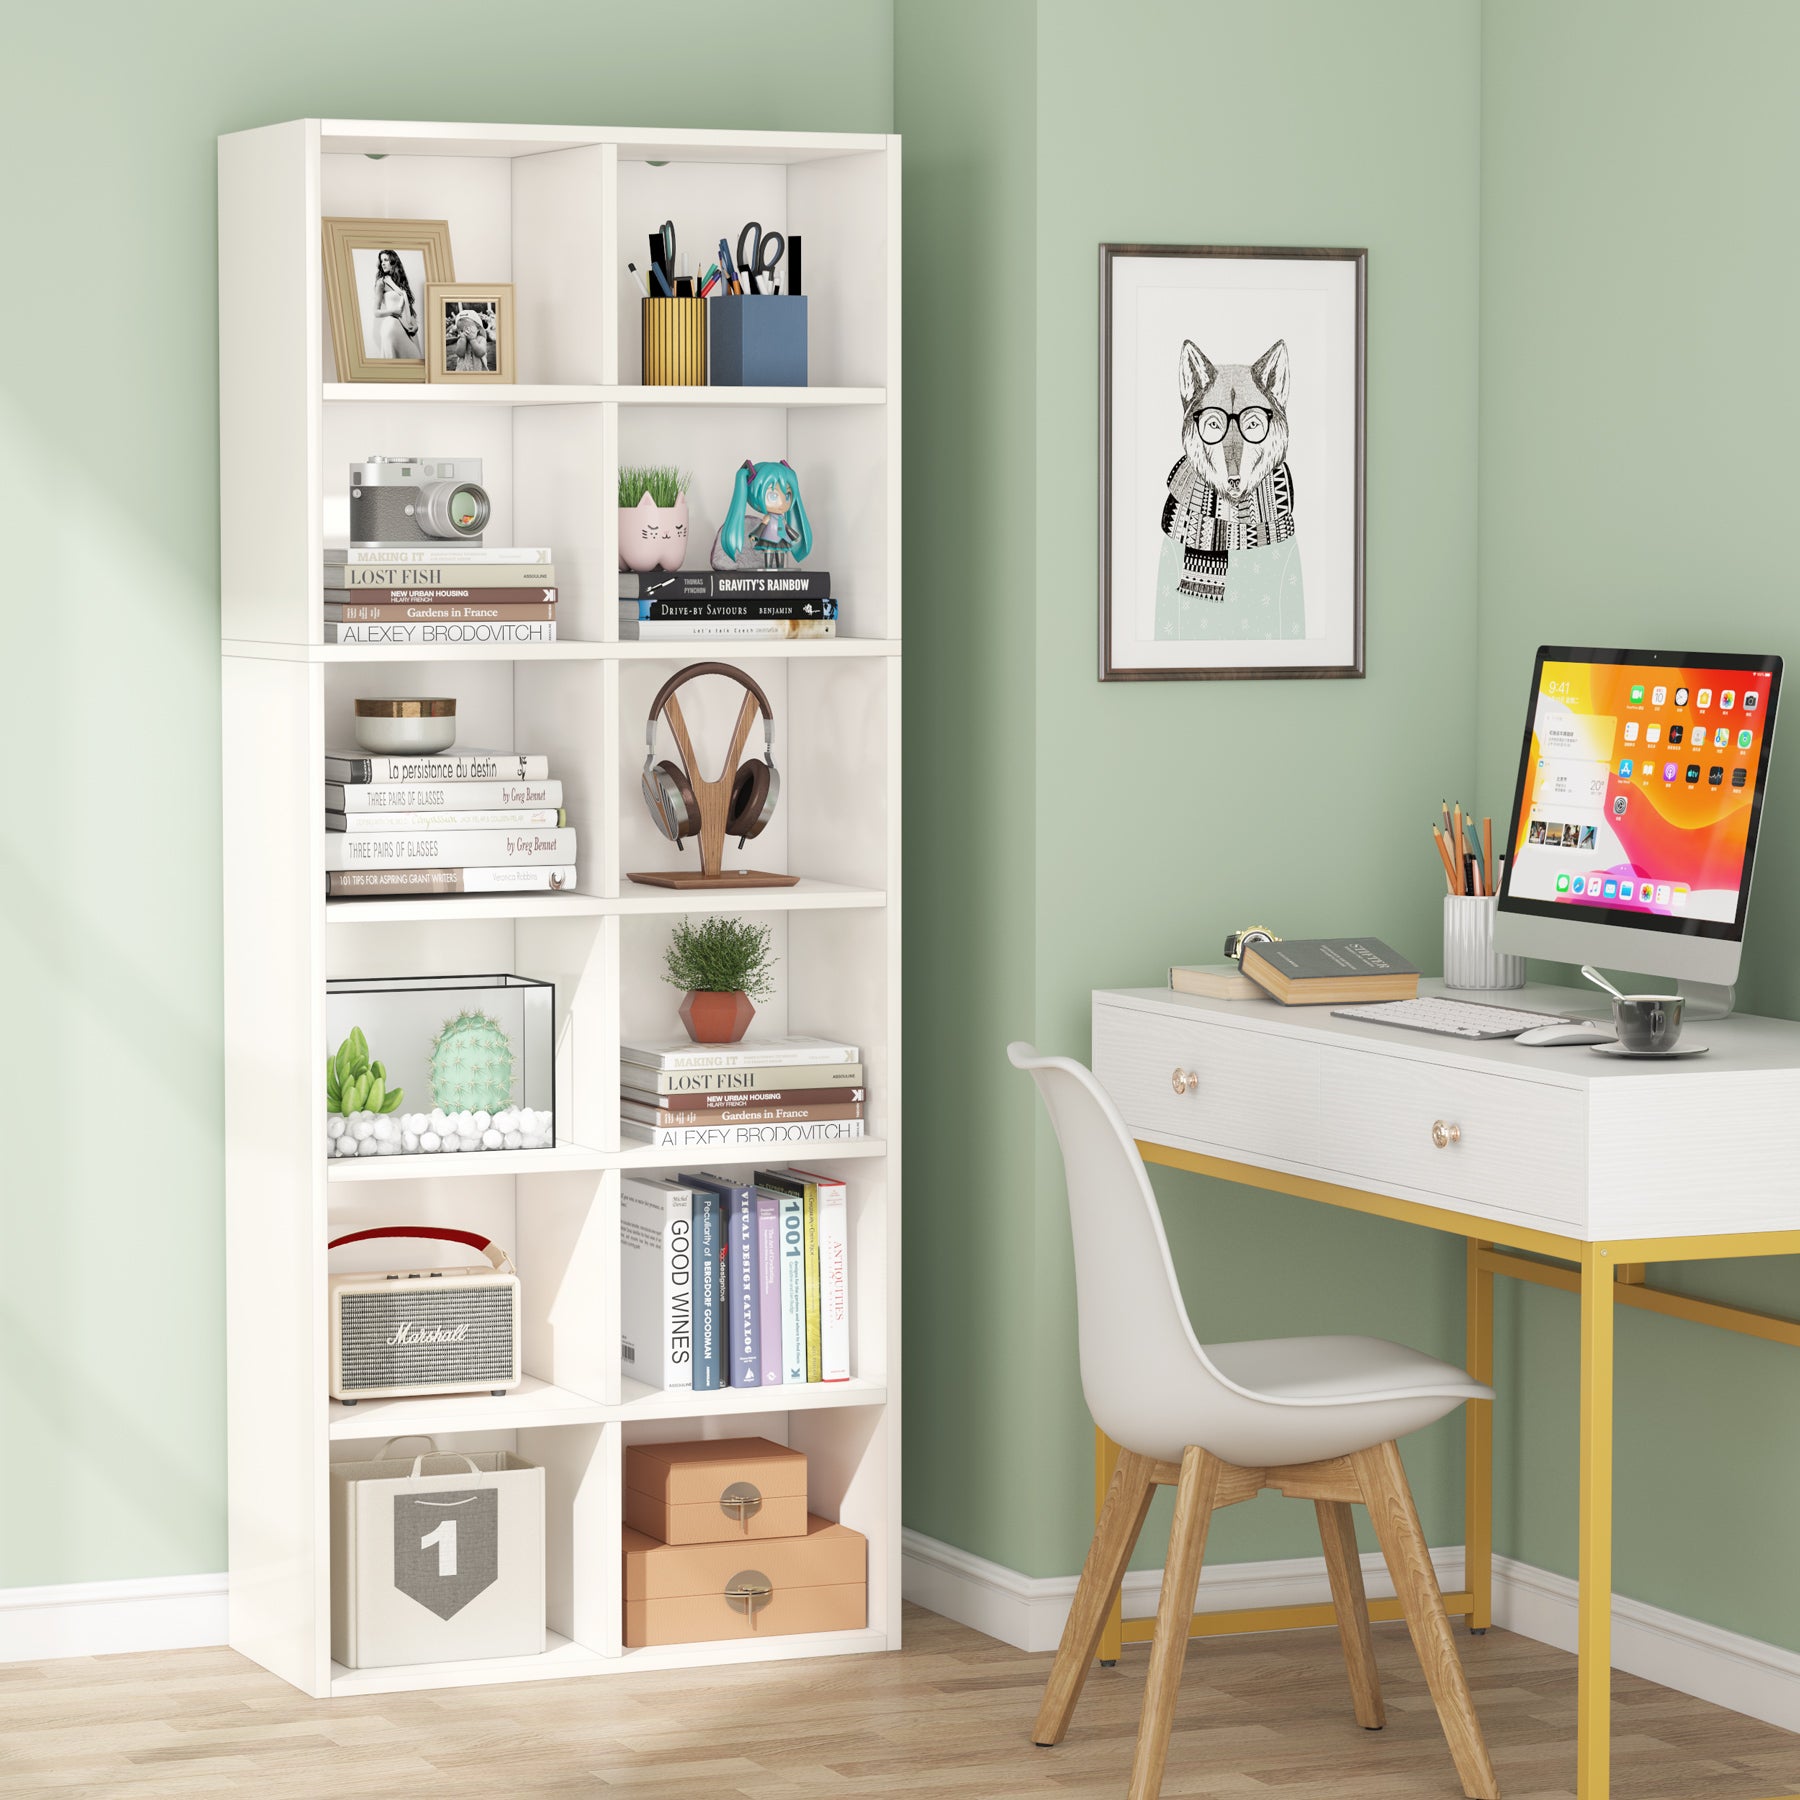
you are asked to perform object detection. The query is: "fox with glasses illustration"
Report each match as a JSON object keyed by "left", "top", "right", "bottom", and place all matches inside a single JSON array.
[{"left": 1156, "top": 337, "right": 1305, "bottom": 637}]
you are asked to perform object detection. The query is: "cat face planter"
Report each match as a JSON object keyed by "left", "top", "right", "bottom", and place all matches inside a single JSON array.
[{"left": 619, "top": 491, "right": 688, "bottom": 573}]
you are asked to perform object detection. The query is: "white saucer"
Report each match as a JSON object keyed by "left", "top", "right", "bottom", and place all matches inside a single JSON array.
[{"left": 1588, "top": 1041, "right": 1709, "bottom": 1060}]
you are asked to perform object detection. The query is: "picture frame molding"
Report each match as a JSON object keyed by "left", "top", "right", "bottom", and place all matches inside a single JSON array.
[
  {"left": 1098, "top": 242, "right": 1367, "bottom": 682},
  {"left": 426, "top": 282, "right": 517, "bottom": 386},
  {"left": 321, "top": 216, "right": 456, "bottom": 384}
]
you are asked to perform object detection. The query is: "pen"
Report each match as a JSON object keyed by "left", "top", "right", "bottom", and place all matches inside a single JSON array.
[
  {"left": 650, "top": 262, "right": 673, "bottom": 297},
  {"left": 718, "top": 236, "right": 742, "bottom": 296},
  {"left": 627, "top": 262, "right": 649, "bottom": 299},
  {"left": 1451, "top": 804, "right": 1467, "bottom": 895}
]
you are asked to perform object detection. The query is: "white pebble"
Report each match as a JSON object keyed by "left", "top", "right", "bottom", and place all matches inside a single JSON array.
[
  {"left": 326, "top": 1115, "right": 346, "bottom": 1139},
  {"left": 403, "top": 1112, "right": 426, "bottom": 1135},
  {"left": 420, "top": 1130, "right": 441, "bottom": 1152},
  {"left": 473, "top": 1111, "right": 492, "bottom": 1132},
  {"left": 440, "top": 1133, "right": 460, "bottom": 1152},
  {"left": 373, "top": 1117, "right": 396, "bottom": 1141},
  {"left": 503, "top": 1130, "right": 522, "bottom": 1149},
  {"left": 458, "top": 1132, "right": 480, "bottom": 1152},
  {"left": 430, "top": 1108, "right": 451, "bottom": 1133},
  {"left": 376, "top": 1138, "right": 400, "bottom": 1155},
  {"left": 349, "top": 1116, "right": 375, "bottom": 1140},
  {"left": 456, "top": 1111, "right": 475, "bottom": 1134},
  {"left": 402, "top": 1130, "right": 419, "bottom": 1153},
  {"left": 495, "top": 1107, "right": 519, "bottom": 1131},
  {"left": 482, "top": 1128, "right": 503, "bottom": 1149},
  {"left": 357, "top": 1136, "right": 380, "bottom": 1156}
]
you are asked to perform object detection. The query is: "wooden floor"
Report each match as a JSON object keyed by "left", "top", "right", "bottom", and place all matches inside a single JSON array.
[{"left": 1, "top": 1606, "right": 1795, "bottom": 1799}]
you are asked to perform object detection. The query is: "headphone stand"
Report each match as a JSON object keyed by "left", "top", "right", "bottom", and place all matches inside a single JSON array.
[{"left": 629, "top": 690, "right": 801, "bottom": 890}]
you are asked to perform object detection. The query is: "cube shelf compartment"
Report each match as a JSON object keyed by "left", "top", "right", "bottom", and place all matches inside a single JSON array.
[{"left": 221, "top": 117, "right": 901, "bottom": 1699}]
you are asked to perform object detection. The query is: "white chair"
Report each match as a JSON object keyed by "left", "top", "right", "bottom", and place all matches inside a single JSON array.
[{"left": 1010, "top": 1041, "right": 1499, "bottom": 1800}]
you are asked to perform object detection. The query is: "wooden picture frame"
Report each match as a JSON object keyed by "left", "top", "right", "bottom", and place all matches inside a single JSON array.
[
  {"left": 427, "top": 282, "right": 516, "bottom": 385},
  {"left": 1099, "top": 244, "right": 1366, "bottom": 682},
  {"left": 321, "top": 217, "right": 455, "bottom": 384}
]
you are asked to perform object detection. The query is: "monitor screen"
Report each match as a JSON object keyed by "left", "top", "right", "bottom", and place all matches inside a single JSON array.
[{"left": 1499, "top": 648, "right": 1782, "bottom": 942}]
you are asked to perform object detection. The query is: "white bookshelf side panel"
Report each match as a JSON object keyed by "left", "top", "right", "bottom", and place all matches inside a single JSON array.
[
  {"left": 787, "top": 149, "right": 891, "bottom": 391},
  {"left": 513, "top": 403, "right": 609, "bottom": 643},
  {"left": 785, "top": 406, "right": 889, "bottom": 641},
  {"left": 786, "top": 657, "right": 889, "bottom": 890},
  {"left": 788, "top": 1407, "right": 895, "bottom": 1645},
  {"left": 514, "top": 1170, "right": 617, "bottom": 1407},
  {"left": 221, "top": 121, "right": 320, "bottom": 645},
  {"left": 510, "top": 145, "right": 609, "bottom": 386},
  {"left": 223, "top": 653, "right": 329, "bottom": 1694},
  {"left": 518, "top": 1422, "right": 617, "bottom": 1655}
]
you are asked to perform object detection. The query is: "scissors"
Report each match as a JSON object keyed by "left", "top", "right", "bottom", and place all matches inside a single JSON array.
[{"left": 736, "top": 220, "right": 786, "bottom": 294}]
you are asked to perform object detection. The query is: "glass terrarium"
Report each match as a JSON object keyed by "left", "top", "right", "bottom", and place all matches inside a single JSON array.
[{"left": 325, "top": 975, "right": 555, "bottom": 1159}]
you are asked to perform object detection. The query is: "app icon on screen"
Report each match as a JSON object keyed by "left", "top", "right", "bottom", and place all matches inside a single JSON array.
[
  {"left": 1663, "top": 762, "right": 1678, "bottom": 781},
  {"left": 1572, "top": 877, "right": 1587, "bottom": 896},
  {"left": 1686, "top": 765, "right": 1701, "bottom": 783},
  {"left": 1745, "top": 691, "right": 1760, "bottom": 713},
  {"left": 1714, "top": 727, "right": 1730, "bottom": 748},
  {"left": 1674, "top": 884, "right": 1691, "bottom": 906},
  {"left": 1721, "top": 690, "right": 1736, "bottom": 710},
  {"left": 1602, "top": 880, "right": 1619, "bottom": 898},
  {"left": 1629, "top": 685, "right": 1646, "bottom": 705},
  {"left": 1618, "top": 758, "right": 1634, "bottom": 777},
  {"left": 1652, "top": 686, "right": 1668, "bottom": 706},
  {"left": 1733, "top": 767, "right": 1748, "bottom": 788},
  {"left": 1697, "top": 688, "right": 1713, "bottom": 708},
  {"left": 1647, "top": 725, "right": 1662, "bottom": 744},
  {"left": 1669, "top": 725, "right": 1684, "bottom": 745},
  {"left": 1675, "top": 687, "right": 1690, "bottom": 707},
  {"left": 1557, "top": 874, "right": 1571, "bottom": 892},
  {"left": 1710, "top": 766, "right": 1724, "bottom": 785},
  {"left": 1656, "top": 884, "right": 1672, "bottom": 904},
  {"left": 1612, "top": 794, "right": 1629, "bottom": 816},
  {"left": 1620, "top": 880, "right": 1635, "bottom": 899},
  {"left": 1624, "top": 721, "right": 1640, "bottom": 742},
  {"left": 1739, "top": 729, "right": 1755, "bottom": 749}
]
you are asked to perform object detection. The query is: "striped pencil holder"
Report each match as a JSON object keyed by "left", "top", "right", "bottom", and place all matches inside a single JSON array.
[
  {"left": 642, "top": 297, "right": 707, "bottom": 386},
  {"left": 1443, "top": 895, "right": 1525, "bottom": 991}
]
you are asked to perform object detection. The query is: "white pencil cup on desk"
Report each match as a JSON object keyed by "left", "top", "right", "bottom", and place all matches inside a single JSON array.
[{"left": 1443, "top": 895, "right": 1525, "bottom": 991}]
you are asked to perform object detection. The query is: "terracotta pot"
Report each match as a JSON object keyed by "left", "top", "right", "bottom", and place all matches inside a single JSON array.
[
  {"left": 619, "top": 491, "right": 689, "bottom": 573},
  {"left": 679, "top": 989, "right": 755, "bottom": 1044}
]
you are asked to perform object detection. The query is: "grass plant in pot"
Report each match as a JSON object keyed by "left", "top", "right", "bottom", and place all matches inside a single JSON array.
[
  {"left": 664, "top": 915, "right": 777, "bottom": 1043},
  {"left": 619, "top": 464, "right": 691, "bottom": 574}
]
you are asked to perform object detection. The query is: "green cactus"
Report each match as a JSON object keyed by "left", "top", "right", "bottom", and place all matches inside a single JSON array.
[
  {"left": 428, "top": 1009, "right": 517, "bottom": 1113},
  {"left": 327, "top": 1026, "right": 404, "bottom": 1116}
]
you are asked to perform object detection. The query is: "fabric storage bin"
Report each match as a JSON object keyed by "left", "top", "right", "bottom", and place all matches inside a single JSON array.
[
  {"left": 708, "top": 295, "right": 808, "bottom": 387},
  {"left": 330, "top": 1443, "right": 545, "bottom": 1669},
  {"left": 623, "top": 1514, "right": 866, "bottom": 1646},
  {"left": 624, "top": 1435, "right": 807, "bottom": 1545}
]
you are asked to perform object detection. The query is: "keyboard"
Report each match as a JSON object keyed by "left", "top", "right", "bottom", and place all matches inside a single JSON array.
[{"left": 1330, "top": 997, "right": 1575, "bottom": 1040}]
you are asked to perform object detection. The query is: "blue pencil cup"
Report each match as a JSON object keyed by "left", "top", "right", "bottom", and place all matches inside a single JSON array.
[{"left": 709, "top": 296, "right": 808, "bottom": 387}]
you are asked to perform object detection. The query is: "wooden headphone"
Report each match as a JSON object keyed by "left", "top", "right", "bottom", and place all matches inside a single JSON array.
[{"left": 630, "top": 661, "right": 801, "bottom": 890}]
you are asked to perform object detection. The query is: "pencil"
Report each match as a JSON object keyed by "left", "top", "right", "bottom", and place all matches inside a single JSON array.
[
  {"left": 1451, "top": 804, "right": 1467, "bottom": 894},
  {"left": 1482, "top": 816, "right": 1494, "bottom": 893},
  {"left": 1432, "top": 826, "right": 1458, "bottom": 894}
]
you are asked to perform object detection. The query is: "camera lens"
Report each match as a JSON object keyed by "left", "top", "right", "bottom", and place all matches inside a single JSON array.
[{"left": 415, "top": 478, "right": 490, "bottom": 540}]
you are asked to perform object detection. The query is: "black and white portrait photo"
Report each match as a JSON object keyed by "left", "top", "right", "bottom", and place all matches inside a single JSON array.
[
  {"left": 353, "top": 246, "right": 426, "bottom": 360},
  {"left": 444, "top": 298, "right": 498, "bottom": 373}
]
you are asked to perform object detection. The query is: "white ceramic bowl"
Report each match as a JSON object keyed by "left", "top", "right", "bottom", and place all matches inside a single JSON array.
[{"left": 353, "top": 698, "right": 456, "bottom": 754}]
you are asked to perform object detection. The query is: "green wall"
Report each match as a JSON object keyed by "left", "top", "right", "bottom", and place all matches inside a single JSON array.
[
  {"left": 0, "top": 0, "right": 893, "bottom": 1590},
  {"left": 1476, "top": 0, "right": 1800, "bottom": 1648},
  {"left": 898, "top": 0, "right": 1484, "bottom": 1575}
]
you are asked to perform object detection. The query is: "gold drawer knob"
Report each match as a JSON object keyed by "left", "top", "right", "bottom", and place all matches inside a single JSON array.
[
  {"left": 1431, "top": 1119, "right": 1462, "bottom": 1149},
  {"left": 1171, "top": 1067, "right": 1199, "bottom": 1095}
]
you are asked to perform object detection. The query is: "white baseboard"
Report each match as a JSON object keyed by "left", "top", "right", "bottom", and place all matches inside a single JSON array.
[
  {"left": 0, "top": 1573, "right": 227, "bottom": 1663},
  {"left": 902, "top": 1530, "right": 1800, "bottom": 1735}
]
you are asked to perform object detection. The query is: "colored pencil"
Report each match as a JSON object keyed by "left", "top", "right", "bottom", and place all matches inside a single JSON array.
[
  {"left": 1432, "top": 826, "right": 1459, "bottom": 894},
  {"left": 1482, "top": 816, "right": 1495, "bottom": 893}
]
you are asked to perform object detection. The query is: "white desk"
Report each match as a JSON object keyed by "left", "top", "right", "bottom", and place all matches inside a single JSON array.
[{"left": 1092, "top": 978, "right": 1800, "bottom": 1800}]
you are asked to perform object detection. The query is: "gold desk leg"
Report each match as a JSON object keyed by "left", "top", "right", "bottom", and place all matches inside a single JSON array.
[
  {"left": 1578, "top": 1244, "right": 1616, "bottom": 1800},
  {"left": 1096, "top": 1427, "right": 1123, "bottom": 1664},
  {"left": 1465, "top": 1237, "right": 1494, "bottom": 1633}
]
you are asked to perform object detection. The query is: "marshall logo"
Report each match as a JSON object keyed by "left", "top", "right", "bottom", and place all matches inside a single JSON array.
[{"left": 387, "top": 1321, "right": 471, "bottom": 1347}]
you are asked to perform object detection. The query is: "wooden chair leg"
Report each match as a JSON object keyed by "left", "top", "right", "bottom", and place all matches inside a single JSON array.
[
  {"left": 1314, "top": 1498, "right": 1386, "bottom": 1730},
  {"left": 1033, "top": 1449, "right": 1156, "bottom": 1746},
  {"left": 1127, "top": 1445, "right": 1222, "bottom": 1800},
  {"left": 1353, "top": 1440, "right": 1499, "bottom": 1800}
]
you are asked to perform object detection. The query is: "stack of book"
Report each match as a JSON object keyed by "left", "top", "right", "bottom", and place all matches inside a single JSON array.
[
  {"left": 620, "top": 1167, "right": 851, "bottom": 1392},
  {"left": 327, "top": 545, "right": 557, "bottom": 646},
  {"left": 619, "top": 569, "right": 837, "bottom": 641},
  {"left": 324, "top": 749, "right": 577, "bottom": 898},
  {"left": 619, "top": 1034, "right": 864, "bottom": 1149}
]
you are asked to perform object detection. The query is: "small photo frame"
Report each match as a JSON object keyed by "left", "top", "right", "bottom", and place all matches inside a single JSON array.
[
  {"left": 427, "top": 283, "right": 515, "bottom": 385},
  {"left": 321, "top": 218, "right": 455, "bottom": 384}
]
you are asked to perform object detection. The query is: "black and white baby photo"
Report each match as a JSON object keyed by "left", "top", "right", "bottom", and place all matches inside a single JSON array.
[{"left": 443, "top": 298, "right": 498, "bottom": 373}]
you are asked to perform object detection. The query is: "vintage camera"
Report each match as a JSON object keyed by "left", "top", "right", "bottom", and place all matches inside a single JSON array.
[{"left": 350, "top": 456, "right": 491, "bottom": 547}]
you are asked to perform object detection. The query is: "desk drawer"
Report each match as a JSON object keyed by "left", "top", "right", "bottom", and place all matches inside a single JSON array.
[
  {"left": 1315, "top": 1047, "right": 1585, "bottom": 1223},
  {"left": 1093, "top": 1005, "right": 1318, "bottom": 1163}
]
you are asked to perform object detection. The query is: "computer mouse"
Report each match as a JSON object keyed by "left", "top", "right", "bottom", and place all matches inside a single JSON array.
[{"left": 1514, "top": 1023, "right": 1617, "bottom": 1047}]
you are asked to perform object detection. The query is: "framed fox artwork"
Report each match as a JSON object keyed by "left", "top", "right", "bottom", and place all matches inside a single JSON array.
[{"left": 1099, "top": 244, "right": 1366, "bottom": 681}]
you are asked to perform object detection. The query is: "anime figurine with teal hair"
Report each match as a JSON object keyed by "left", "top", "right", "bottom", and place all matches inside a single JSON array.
[{"left": 710, "top": 458, "right": 813, "bottom": 571}]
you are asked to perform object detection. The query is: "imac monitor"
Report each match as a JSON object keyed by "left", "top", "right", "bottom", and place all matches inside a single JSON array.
[{"left": 1494, "top": 646, "right": 1782, "bottom": 987}]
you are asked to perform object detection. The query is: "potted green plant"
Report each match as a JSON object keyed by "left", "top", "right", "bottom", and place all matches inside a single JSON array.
[
  {"left": 663, "top": 915, "right": 777, "bottom": 1043},
  {"left": 618, "top": 464, "right": 691, "bottom": 574}
]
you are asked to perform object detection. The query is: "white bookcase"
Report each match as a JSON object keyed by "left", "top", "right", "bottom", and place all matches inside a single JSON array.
[{"left": 218, "top": 118, "right": 900, "bottom": 1698}]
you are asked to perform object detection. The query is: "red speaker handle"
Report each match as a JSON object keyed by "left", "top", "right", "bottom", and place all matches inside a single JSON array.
[{"left": 328, "top": 1225, "right": 512, "bottom": 1273}]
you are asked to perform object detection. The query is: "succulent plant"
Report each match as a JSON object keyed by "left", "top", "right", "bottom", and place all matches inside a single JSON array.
[
  {"left": 327, "top": 1026, "right": 404, "bottom": 1116},
  {"left": 428, "top": 1009, "right": 517, "bottom": 1113}
]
